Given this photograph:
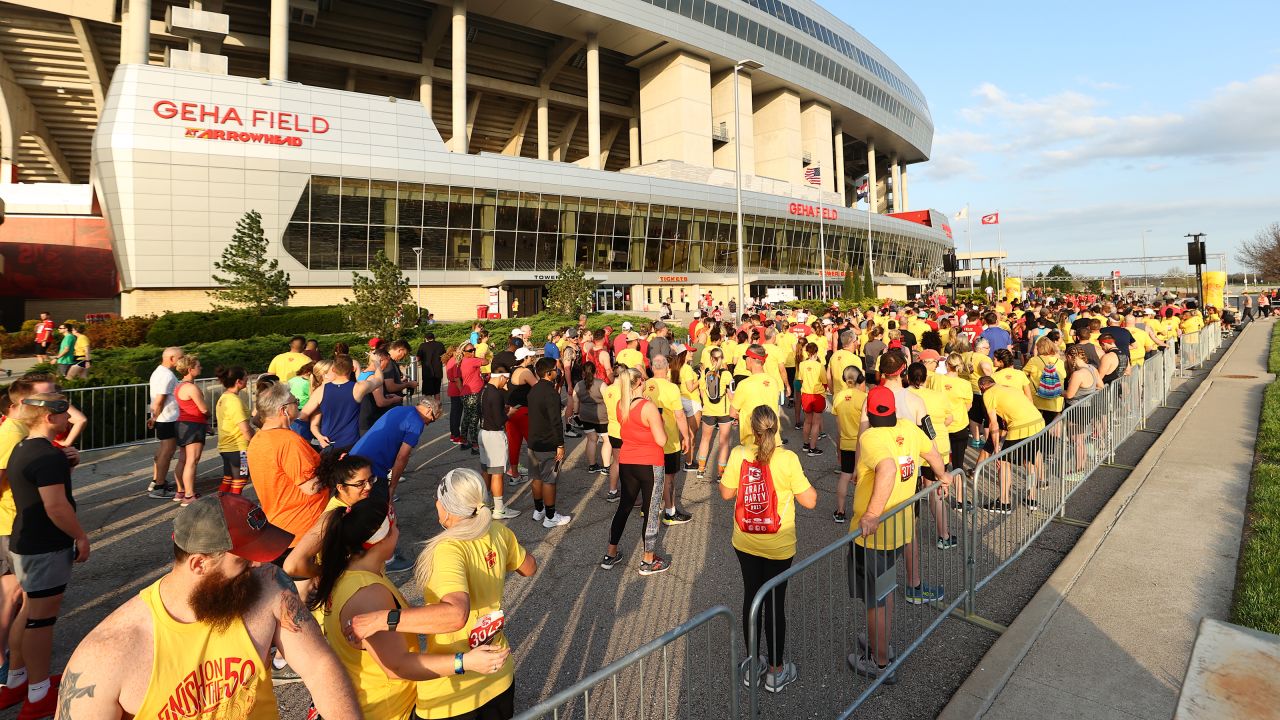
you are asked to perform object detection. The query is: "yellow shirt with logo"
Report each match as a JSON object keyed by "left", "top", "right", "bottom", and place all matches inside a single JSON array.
[
  {"left": 602, "top": 381, "right": 623, "bottom": 439},
  {"left": 417, "top": 523, "right": 526, "bottom": 719},
  {"left": 616, "top": 347, "right": 645, "bottom": 371},
  {"left": 777, "top": 332, "right": 799, "bottom": 368},
  {"left": 721, "top": 445, "right": 812, "bottom": 561},
  {"left": 907, "top": 385, "right": 951, "bottom": 463},
  {"left": 322, "top": 570, "right": 417, "bottom": 719},
  {"left": 852, "top": 420, "right": 930, "bottom": 550},
  {"left": 833, "top": 388, "right": 867, "bottom": 451},
  {"left": 762, "top": 343, "right": 786, "bottom": 381},
  {"left": 678, "top": 364, "right": 699, "bottom": 401},
  {"left": 966, "top": 352, "right": 991, "bottom": 394},
  {"left": 216, "top": 392, "right": 252, "bottom": 453},
  {"left": 828, "top": 349, "right": 863, "bottom": 396},
  {"left": 993, "top": 367, "right": 1030, "bottom": 392},
  {"left": 731, "top": 373, "right": 782, "bottom": 446},
  {"left": 700, "top": 367, "right": 734, "bottom": 417},
  {"left": 267, "top": 351, "right": 312, "bottom": 382},
  {"left": 0, "top": 419, "right": 27, "bottom": 535},
  {"left": 927, "top": 372, "right": 971, "bottom": 433},
  {"left": 797, "top": 358, "right": 827, "bottom": 395},
  {"left": 983, "top": 385, "right": 1045, "bottom": 441},
  {"left": 1128, "top": 327, "right": 1157, "bottom": 366},
  {"left": 644, "top": 376, "right": 683, "bottom": 454}
]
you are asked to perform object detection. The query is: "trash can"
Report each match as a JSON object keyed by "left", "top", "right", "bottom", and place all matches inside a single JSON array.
[
  {"left": 487, "top": 310, "right": 502, "bottom": 319},
  {"left": 476, "top": 304, "right": 488, "bottom": 319}
]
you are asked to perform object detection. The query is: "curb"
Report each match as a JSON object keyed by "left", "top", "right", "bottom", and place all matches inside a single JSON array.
[{"left": 939, "top": 322, "right": 1265, "bottom": 719}]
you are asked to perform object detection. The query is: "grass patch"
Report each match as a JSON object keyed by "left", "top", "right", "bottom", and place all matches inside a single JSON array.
[{"left": 1233, "top": 324, "right": 1280, "bottom": 635}]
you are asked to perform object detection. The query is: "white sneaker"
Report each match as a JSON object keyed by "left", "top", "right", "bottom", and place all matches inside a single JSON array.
[
  {"left": 543, "top": 513, "right": 572, "bottom": 528},
  {"left": 493, "top": 508, "right": 521, "bottom": 520},
  {"left": 531, "top": 509, "right": 545, "bottom": 522}
]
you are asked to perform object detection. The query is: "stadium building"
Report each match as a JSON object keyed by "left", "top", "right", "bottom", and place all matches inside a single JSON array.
[{"left": 0, "top": 0, "right": 951, "bottom": 322}]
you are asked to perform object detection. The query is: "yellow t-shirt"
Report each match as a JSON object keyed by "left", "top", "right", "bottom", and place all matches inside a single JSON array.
[
  {"left": 731, "top": 373, "right": 782, "bottom": 446},
  {"left": 927, "top": 372, "right": 971, "bottom": 433},
  {"left": 993, "top": 367, "right": 1030, "bottom": 392},
  {"left": 216, "top": 392, "right": 252, "bottom": 452},
  {"left": 1181, "top": 313, "right": 1204, "bottom": 336},
  {"left": 475, "top": 342, "right": 492, "bottom": 373},
  {"left": 721, "top": 446, "right": 812, "bottom": 561},
  {"left": 762, "top": 343, "right": 786, "bottom": 382},
  {"left": 798, "top": 358, "right": 827, "bottom": 395},
  {"left": 1128, "top": 327, "right": 1157, "bottom": 366},
  {"left": 644, "top": 376, "right": 683, "bottom": 454},
  {"left": 1022, "top": 355, "right": 1066, "bottom": 413},
  {"left": 966, "top": 352, "right": 990, "bottom": 394},
  {"left": 721, "top": 339, "right": 739, "bottom": 368},
  {"left": 73, "top": 334, "right": 90, "bottom": 359},
  {"left": 603, "top": 381, "right": 623, "bottom": 439},
  {"left": 0, "top": 419, "right": 28, "bottom": 535},
  {"left": 907, "top": 318, "right": 930, "bottom": 340},
  {"left": 417, "top": 523, "right": 526, "bottom": 719},
  {"left": 833, "top": 388, "right": 867, "bottom": 451},
  {"left": 322, "top": 570, "right": 416, "bottom": 720},
  {"left": 983, "top": 385, "right": 1045, "bottom": 440},
  {"left": 908, "top": 385, "right": 951, "bottom": 463},
  {"left": 777, "top": 332, "right": 799, "bottom": 368},
  {"left": 616, "top": 347, "right": 645, "bottom": 371},
  {"left": 853, "top": 420, "right": 930, "bottom": 550},
  {"left": 700, "top": 367, "right": 734, "bottom": 417},
  {"left": 678, "top": 364, "right": 698, "bottom": 401},
  {"left": 267, "top": 351, "right": 312, "bottom": 381},
  {"left": 828, "top": 349, "right": 862, "bottom": 396},
  {"left": 811, "top": 334, "right": 829, "bottom": 358},
  {"left": 699, "top": 342, "right": 722, "bottom": 370}
]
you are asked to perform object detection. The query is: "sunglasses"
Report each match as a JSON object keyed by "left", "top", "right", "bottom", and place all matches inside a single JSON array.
[
  {"left": 23, "top": 398, "right": 70, "bottom": 414},
  {"left": 339, "top": 478, "right": 374, "bottom": 489}
]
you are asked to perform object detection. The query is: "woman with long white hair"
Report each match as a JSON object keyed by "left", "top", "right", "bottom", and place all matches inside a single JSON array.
[{"left": 348, "top": 468, "right": 537, "bottom": 720}]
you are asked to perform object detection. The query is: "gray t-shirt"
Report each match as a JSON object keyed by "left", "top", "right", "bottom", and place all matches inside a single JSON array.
[
  {"left": 573, "top": 378, "right": 607, "bottom": 425},
  {"left": 648, "top": 335, "right": 671, "bottom": 363},
  {"left": 149, "top": 365, "right": 179, "bottom": 423}
]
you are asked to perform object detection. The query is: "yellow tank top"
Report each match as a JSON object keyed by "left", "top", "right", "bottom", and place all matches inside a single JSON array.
[
  {"left": 321, "top": 570, "right": 417, "bottom": 720},
  {"left": 135, "top": 578, "right": 279, "bottom": 720}
]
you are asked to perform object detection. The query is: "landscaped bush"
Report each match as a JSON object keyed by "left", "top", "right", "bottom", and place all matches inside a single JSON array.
[
  {"left": 0, "top": 331, "right": 39, "bottom": 356},
  {"left": 84, "top": 315, "right": 156, "bottom": 349},
  {"left": 146, "top": 306, "right": 349, "bottom": 346}
]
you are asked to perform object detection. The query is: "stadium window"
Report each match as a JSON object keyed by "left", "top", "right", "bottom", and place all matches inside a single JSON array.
[
  {"left": 680, "top": 0, "right": 692, "bottom": 16},
  {"left": 715, "top": 5, "right": 727, "bottom": 31},
  {"left": 693, "top": 0, "right": 705, "bottom": 21},
  {"left": 726, "top": 10, "right": 737, "bottom": 35},
  {"left": 339, "top": 177, "right": 370, "bottom": 225},
  {"left": 310, "top": 223, "right": 338, "bottom": 269}
]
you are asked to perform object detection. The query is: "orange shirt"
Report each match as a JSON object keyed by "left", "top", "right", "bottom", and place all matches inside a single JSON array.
[{"left": 246, "top": 428, "right": 325, "bottom": 547}]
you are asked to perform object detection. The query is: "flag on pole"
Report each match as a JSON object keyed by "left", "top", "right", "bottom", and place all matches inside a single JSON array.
[
  {"left": 981, "top": 212, "right": 1000, "bottom": 225},
  {"left": 855, "top": 179, "right": 869, "bottom": 201},
  {"left": 954, "top": 207, "right": 968, "bottom": 220},
  {"left": 804, "top": 166, "right": 821, "bottom": 185}
]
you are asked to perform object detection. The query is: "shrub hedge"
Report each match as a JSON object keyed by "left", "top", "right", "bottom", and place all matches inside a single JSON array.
[{"left": 146, "top": 306, "right": 349, "bottom": 347}]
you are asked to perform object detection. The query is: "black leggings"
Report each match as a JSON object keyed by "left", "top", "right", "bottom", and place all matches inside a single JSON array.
[
  {"left": 949, "top": 428, "right": 970, "bottom": 470},
  {"left": 736, "top": 549, "right": 793, "bottom": 667},
  {"left": 609, "top": 463, "right": 665, "bottom": 553},
  {"left": 449, "top": 395, "right": 463, "bottom": 438}
]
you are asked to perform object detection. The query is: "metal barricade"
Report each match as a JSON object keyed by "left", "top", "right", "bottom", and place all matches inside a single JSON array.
[
  {"left": 515, "top": 605, "right": 740, "bottom": 720},
  {"left": 746, "top": 472, "right": 966, "bottom": 718}
]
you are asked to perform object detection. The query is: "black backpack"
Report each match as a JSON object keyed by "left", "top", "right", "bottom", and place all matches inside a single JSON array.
[{"left": 704, "top": 368, "right": 726, "bottom": 404}]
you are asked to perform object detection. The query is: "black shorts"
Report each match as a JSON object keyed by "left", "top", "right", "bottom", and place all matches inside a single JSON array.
[
  {"left": 663, "top": 451, "right": 681, "bottom": 475},
  {"left": 785, "top": 366, "right": 797, "bottom": 384},
  {"left": 220, "top": 450, "right": 248, "bottom": 479},
  {"left": 967, "top": 394, "right": 987, "bottom": 425},
  {"left": 578, "top": 420, "right": 608, "bottom": 434},
  {"left": 609, "top": 436, "right": 623, "bottom": 449},
  {"left": 701, "top": 414, "right": 730, "bottom": 427},
  {"left": 839, "top": 449, "right": 856, "bottom": 474},
  {"left": 847, "top": 543, "right": 900, "bottom": 606},
  {"left": 1039, "top": 409, "right": 1060, "bottom": 425},
  {"left": 176, "top": 421, "right": 207, "bottom": 447},
  {"left": 155, "top": 421, "right": 178, "bottom": 441}
]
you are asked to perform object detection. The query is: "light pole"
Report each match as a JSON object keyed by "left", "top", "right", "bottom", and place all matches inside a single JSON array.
[
  {"left": 412, "top": 246, "right": 423, "bottom": 323},
  {"left": 1141, "top": 228, "right": 1151, "bottom": 292},
  {"left": 733, "top": 59, "right": 763, "bottom": 312}
]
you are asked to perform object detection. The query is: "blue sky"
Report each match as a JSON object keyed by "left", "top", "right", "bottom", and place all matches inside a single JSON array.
[{"left": 835, "top": 0, "right": 1280, "bottom": 278}]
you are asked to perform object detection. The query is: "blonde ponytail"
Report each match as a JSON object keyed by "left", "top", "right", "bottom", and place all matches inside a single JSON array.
[{"left": 415, "top": 468, "right": 493, "bottom": 589}]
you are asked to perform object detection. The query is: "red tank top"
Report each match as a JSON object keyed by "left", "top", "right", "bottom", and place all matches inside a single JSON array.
[
  {"left": 618, "top": 398, "right": 663, "bottom": 466},
  {"left": 176, "top": 381, "right": 208, "bottom": 424}
]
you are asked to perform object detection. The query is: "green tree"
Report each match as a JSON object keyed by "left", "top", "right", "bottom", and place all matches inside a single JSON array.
[
  {"left": 545, "top": 263, "right": 600, "bottom": 316},
  {"left": 208, "top": 210, "right": 294, "bottom": 310},
  {"left": 1043, "top": 263, "right": 1074, "bottom": 293},
  {"left": 863, "top": 264, "right": 875, "bottom": 299},
  {"left": 843, "top": 265, "right": 861, "bottom": 301},
  {"left": 346, "top": 250, "right": 411, "bottom": 338}
]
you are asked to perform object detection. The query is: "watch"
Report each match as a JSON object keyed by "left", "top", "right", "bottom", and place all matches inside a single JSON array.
[{"left": 386, "top": 608, "right": 401, "bottom": 632}]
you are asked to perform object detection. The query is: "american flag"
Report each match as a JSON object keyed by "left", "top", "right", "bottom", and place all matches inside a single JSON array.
[{"left": 804, "top": 166, "right": 821, "bottom": 185}]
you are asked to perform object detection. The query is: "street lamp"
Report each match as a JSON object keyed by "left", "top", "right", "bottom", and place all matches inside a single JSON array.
[
  {"left": 1140, "top": 229, "right": 1151, "bottom": 291},
  {"left": 412, "top": 246, "right": 423, "bottom": 322},
  {"left": 733, "top": 59, "right": 763, "bottom": 312}
]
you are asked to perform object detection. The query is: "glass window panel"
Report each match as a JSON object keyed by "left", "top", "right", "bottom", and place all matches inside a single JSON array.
[
  {"left": 442, "top": 227, "right": 470, "bottom": 270},
  {"left": 339, "top": 224, "right": 369, "bottom": 269},
  {"left": 514, "top": 223, "right": 537, "bottom": 268},
  {"left": 369, "top": 180, "right": 398, "bottom": 225},
  {"left": 340, "top": 178, "right": 369, "bottom": 224},
  {"left": 539, "top": 194, "right": 561, "bottom": 235},
  {"left": 289, "top": 182, "right": 310, "bottom": 223},
  {"left": 398, "top": 183, "right": 425, "bottom": 228},
  {"left": 449, "top": 186, "right": 476, "bottom": 230},
  {"left": 692, "top": 0, "right": 705, "bottom": 22},
  {"left": 310, "top": 224, "right": 338, "bottom": 269},
  {"left": 517, "top": 191, "right": 541, "bottom": 239},
  {"left": 490, "top": 230, "right": 513, "bottom": 270},
  {"left": 369, "top": 229, "right": 389, "bottom": 268},
  {"left": 535, "top": 233, "right": 560, "bottom": 270},
  {"left": 310, "top": 176, "right": 340, "bottom": 223},
  {"left": 398, "top": 227, "right": 425, "bottom": 271},
  {"left": 423, "top": 184, "right": 448, "bottom": 227},
  {"left": 496, "top": 190, "right": 519, "bottom": 231},
  {"left": 282, "top": 223, "right": 308, "bottom": 267}
]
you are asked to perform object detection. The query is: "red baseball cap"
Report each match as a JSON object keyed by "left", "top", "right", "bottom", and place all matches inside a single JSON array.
[
  {"left": 867, "top": 385, "right": 897, "bottom": 428},
  {"left": 173, "top": 494, "right": 293, "bottom": 563}
]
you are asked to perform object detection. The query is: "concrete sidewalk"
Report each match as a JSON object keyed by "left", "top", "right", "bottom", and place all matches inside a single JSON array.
[{"left": 943, "top": 319, "right": 1270, "bottom": 719}]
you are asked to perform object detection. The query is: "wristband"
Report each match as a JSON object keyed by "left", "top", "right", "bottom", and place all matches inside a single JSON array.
[{"left": 454, "top": 652, "right": 465, "bottom": 675}]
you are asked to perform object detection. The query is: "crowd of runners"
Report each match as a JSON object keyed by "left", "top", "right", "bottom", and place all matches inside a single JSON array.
[{"left": 0, "top": 294, "right": 1221, "bottom": 718}]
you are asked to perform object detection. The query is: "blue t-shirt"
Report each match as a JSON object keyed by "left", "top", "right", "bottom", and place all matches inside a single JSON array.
[
  {"left": 543, "top": 342, "right": 561, "bottom": 360},
  {"left": 350, "top": 406, "right": 425, "bottom": 478},
  {"left": 980, "top": 326, "right": 1013, "bottom": 351}
]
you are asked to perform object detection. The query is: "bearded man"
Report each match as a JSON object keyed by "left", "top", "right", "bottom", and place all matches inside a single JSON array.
[{"left": 55, "top": 494, "right": 359, "bottom": 719}]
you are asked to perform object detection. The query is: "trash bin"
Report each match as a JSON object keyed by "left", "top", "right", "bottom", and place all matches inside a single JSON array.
[
  {"left": 476, "top": 304, "right": 488, "bottom": 319},
  {"left": 487, "top": 310, "right": 502, "bottom": 319}
]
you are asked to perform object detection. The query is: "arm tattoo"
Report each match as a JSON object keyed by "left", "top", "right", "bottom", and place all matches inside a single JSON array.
[
  {"left": 58, "top": 670, "right": 95, "bottom": 719},
  {"left": 279, "top": 591, "right": 317, "bottom": 633}
]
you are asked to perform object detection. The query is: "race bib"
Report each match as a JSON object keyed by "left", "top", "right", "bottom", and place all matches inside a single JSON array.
[{"left": 468, "top": 609, "right": 506, "bottom": 648}]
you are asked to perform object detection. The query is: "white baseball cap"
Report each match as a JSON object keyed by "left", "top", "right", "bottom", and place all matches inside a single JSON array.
[
  {"left": 515, "top": 347, "right": 535, "bottom": 361},
  {"left": 621, "top": 321, "right": 633, "bottom": 330},
  {"left": 511, "top": 328, "right": 523, "bottom": 337}
]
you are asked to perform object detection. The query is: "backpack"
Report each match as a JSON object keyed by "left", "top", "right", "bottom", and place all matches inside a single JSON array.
[
  {"left": 1034, "top": 360, "right": 1064, "bottom": 400},
  {"left": 734, "top": 458, "right": 781, "bottom": 534},
  {"left": 703, "top": 368, "right": 726, "bottom": 404}
]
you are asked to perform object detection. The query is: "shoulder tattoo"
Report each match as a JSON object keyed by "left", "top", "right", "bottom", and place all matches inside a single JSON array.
[
  {"left": 58, "top": 670, "right": 95, "bottom": 719},
  {"left": 279, "top": 590, "right": 317, "bottom": 633}
]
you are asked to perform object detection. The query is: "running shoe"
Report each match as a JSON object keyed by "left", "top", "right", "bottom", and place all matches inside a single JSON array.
[
  {"left": 982, "top": 500, "right": 1012, "bottom": 515},
  {"left": 739, "top": 655, "right": 767, "bottom": 688},
  {"left": 531, "top": 509, "right": 545, "bottom": 522},
  {"left": 762, "top": 661, "right": 798, "bottom": 694},
  {"left": 384, "top": 552, "right": 414, "bottom": 574},
  {"left": 594, "top": 465, "right": 610, "bottom": 475},
  {"left": 936, "top": 535, "right": 958, "bottom": 550},
  {"left": 542, "top": 513, "right": 572, "bottom": 529},
  {"left": 806, "top": 446, "right": 824, "bottom": 456},
  {"left": 450, "top": 435, "right": 463, "bottom": 444},
  {"left": 171, "top": 491, "right": 184, "bottom": 503},
  {"left": 600, "top": 553, "right": 622, "bottom": 570},
  {"left": 855, "top": 631, "right": 897, "bottom": 660},
  {"left": 271, "top": 662, "right": 300, "bottom": 681},
  {"left": 0, "top": 681, "right": 24, "bottom": 710},
  {"left": 492, "top": 508, "right": 522, "bottom": 520},
  {"left": 662, "top": 509, "right": 693, "bottom": 526},
  {"left": 833, "top": 510, "right": 847, "bottom": 524},
  {"left": 793, "top": 422, "right": 804, "bottom": 430},
  {"left": 638, "top": 556, "right": 671, "bottom": 576},
  {"left": 847, "top": 653, "right": 899, "bottom": 685},
  {"left": 817, "top": 432, "right": 829, "bottom": 440},
  {"left": 903, "top": 583, "right": 945, "bottom": 605},
  {"left": 586, "top": 463, "right": 602, "bottom": 474},
  {"left": 604, "top": 489, "right": 620, "bottom": 503},
  {"left": 696, "top": 468, "right": 706, "bottom": 479},
  {"left": 15, "top": 675, "right": 60, "bottom": 720},
  {"left": 458, "top": 443, "right": 471, "bottom": 452},
  {"left": 950, "top": 499, "right": 975, "bottom": 513},
  {"left": 148, "top": 484, "right": 176, "bottom": 500},
  {"left": 180, "top": 493, "right": 198, "bottom": 508},
  {"left": 564, "top": 428, "right": 583, "bottom": 438},
  {"left": 506, "top": 473, "right": 526, "bottom": 486},
  {"left": 683, "top": 461, "right": 697, "bottom": 471},
  {"left": 470, "top": 447, "right": 479, "bottom": 455},
  {"left": 1024, "top": 496, "right": 1039, "bottom": 512}
]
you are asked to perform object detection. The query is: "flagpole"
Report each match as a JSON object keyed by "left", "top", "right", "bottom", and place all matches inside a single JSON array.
[
  {"left": 996, "top": 210, "right": 1003, "bottom": 290},
  {"left": 966, "top": 203, "right": 973, "bottom": 292},
  {"left": 816, "top": 162, "right": 827, "bottom": 302}
]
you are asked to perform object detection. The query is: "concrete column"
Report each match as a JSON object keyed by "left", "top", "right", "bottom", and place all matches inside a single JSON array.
[
  {"left": 419, "top": 75, "right": 433, "bottom": 115},
  {"left": 628, "top": 112, "right": 640, "bottom": 167},
  {"left": 710, "top": 69, "right": 754, "bottom": 173},
  {"left": 537, "top": 96, "right": 549, "bottom": 160},
  {"left": 833, "top": 122, "right": 845, "bottom": 203},
  {"left": 890, "top": 156, "right": 902, "bottom": 213},
  {"left": 900, "top": 166, "right": 909, "bottom": 211},
  {"left": 800, "top": 101, "right": 834, "bottom": 192},
  {"left": 269, "top": 0, "right": 289, "bottom": 80},
  {"left": 753, "top": 89, "right": 801, "bottom": 183},
  {"left": 638, "top": 51, "right": 713, "bottom": 168},
  {"left": 866, "top": 140, "right": 878, "bottom": 214},
  {"left": 121, "top": 0, "right": 152, "bottom": 65},
  {"left": 586, "top": 33, "right": 601, "bottom": 170},
  {"left": 450, "top": 0, "right": 467, "bottom": 153}
]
